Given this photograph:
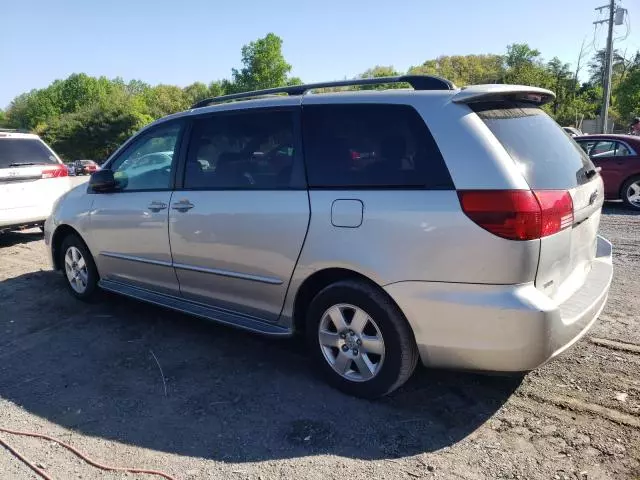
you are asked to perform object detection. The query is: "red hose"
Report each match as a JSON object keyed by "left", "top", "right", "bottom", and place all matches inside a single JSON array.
[{"left": 0, "top": 426, "right": 178, "bottom": 480}]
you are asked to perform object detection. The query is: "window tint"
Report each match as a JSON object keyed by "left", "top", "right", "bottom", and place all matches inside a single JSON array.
[
  {"left": 590, "top": 141, "right": 616, "bottom": 157},
  {"left": 184, "top": 110, "right": 295, "bottom": 189},
  {"left": 0, "top": 138, "right": 58, "bottom": 168},
  {"left": 615, "top": 142, "right": 632, "bottom": 156},
  {"left": 474, "top": 102, "right": 596, "bottom": 189},
  {"left": 109, "top": 122, "right": 181, "bottom": 191},
  {"left": 302, "top": 104, "right": 452, "bottom": 189},
  {"left": 579, "top": 140, "right": 633, "bottom": 158},
  {"left": 576, "top": 140, "right": 596, "bottom": 155}
]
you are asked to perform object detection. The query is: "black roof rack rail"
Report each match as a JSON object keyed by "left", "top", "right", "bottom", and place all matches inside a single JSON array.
[
  {"left": 0, "top": 128, "right": 31, "bottom": 134},
  {"left": 191, "top": 75, "right": 456, "bottom": 109}
]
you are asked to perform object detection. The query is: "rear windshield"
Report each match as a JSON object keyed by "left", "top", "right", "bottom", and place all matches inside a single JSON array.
[
  {"left": 0, "top": 138, "right": 58, "bottom": 169},
  {"left": 473, "top": 102, "right": 596, "bottom": 189}
]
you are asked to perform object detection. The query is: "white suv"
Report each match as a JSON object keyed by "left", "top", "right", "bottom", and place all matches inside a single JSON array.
[{"left": 0, "top": 130, "right": 71, "bottom": 233}]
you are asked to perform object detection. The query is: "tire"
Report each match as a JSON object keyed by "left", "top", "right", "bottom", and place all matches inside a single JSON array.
[
  {"left": 305, "top": 279, "right": 419, "bottom": 398},
  {"left": 59, "top": 233, "right": 100, "bottom": 301},
  {"left": 621, "top": 175, "right": 640, "bottom": 210}
]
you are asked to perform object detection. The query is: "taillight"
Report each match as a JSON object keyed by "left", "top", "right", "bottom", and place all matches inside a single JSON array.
[
  {"left": 458, "top": 190, "right": 573, "bottom": 241},
  {"left": 42, "top": 164, "right": 69, "bottom": 179}
]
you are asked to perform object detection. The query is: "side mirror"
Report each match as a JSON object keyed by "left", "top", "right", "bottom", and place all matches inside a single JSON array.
[{"left": 89, "top": 169, "right": 117, "bottom": 193}]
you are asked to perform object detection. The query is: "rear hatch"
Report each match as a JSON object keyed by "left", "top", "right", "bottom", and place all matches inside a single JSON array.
[
  {"left": 473, "top": 101, "right": 603, "bottom": 301},
  {"left": 0, "top": 136, "right": 67, "bottom": 210}
]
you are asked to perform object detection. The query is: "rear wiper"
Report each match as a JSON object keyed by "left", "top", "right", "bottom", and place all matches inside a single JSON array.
[{"left": 8, "top": 162, "right": 40, "bottom": 167}]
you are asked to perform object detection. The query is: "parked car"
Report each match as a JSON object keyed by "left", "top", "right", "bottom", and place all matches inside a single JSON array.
[
  {"left": 574, "top": 134, "right": 640, "bottom": 209},
  {"left": 73, "top": 159, "right": 100, "bottom": 175},
  {"left": 563, "top": 126, "right": 583, "bottom": 137},
  {"left": 0, "top": 130, "right": 71, "bottom": 234},
  {"left": 45, "top": 77, "right": 613, "bottom": 398}
]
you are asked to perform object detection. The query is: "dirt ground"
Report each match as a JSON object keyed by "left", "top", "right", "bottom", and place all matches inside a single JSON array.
[{"left": 0, "top": 200, "right": 638, "bottom": 480}]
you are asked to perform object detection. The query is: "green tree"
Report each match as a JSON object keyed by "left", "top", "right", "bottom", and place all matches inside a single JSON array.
[
  {"left": 43, "top": 100, "right": 152, "bottom": 161},
  {"left": 409, "top": 55, "right": 504, "bottom": 86},
  {"left": 231, "top": 33, "right": 294, "bottom": 92},
  {"left": 356, "top": 66, "right": 405, "bottom": 89},
  {"left": 183, "top": 82, "right": 210, "bottom": 105},
  {"left": 546, "top": 57, "right": 573, "bottom": 115},
  {"left": 0, "top": 109, "right": 6, "bottom": 127},
  {"left": 142, "top": 84, "right": 189, "bottom": 118},
  {"left": 616, "top": 65, "right": 640, "bottom": 121}
]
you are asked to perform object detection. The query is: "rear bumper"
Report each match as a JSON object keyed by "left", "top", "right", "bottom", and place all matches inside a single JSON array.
[
  {"left": 0, "top": 206, "right": 51, "bottom": 230},
  {"left": 384, "top": 235, "right": 613, "bottom": 372}
]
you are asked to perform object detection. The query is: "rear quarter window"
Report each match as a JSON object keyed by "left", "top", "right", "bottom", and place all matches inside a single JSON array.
[
  {"left": 473, "top": 102, "right": 596, "bottom": 189},
  {"left": 302, "top": 104, "right": 453, "bottom": 189}
]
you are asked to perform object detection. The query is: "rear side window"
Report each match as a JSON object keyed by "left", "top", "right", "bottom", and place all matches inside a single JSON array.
[
  {"left": 0, "top": 138, "right": 58, "bottom": 169},
  {"left": 302, "top": 104, "right": 453, "bottom": 189},
  {"left": 473, "top": 102, "right": 596, "bottom": 189}
]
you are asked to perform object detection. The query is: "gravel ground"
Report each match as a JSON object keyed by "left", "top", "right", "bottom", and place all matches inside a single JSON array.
[{"left": 0, "top": 200, "right": 638, "bottom": 480}]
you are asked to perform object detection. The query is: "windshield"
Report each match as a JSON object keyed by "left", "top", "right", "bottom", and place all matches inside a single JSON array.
[
  {"left": 0, "top": 138, "right": 59, "bottom": 169},
  {"left": 473, "top": 102, "right": 596, "bottom": 189}
]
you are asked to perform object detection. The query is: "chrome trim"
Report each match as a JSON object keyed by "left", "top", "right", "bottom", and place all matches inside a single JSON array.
[
  {"left": 172, "top": 262, "right": 283, "bottom": 285},
  {"left": 100, "top": 251, "right": 173, "bottom": 268},
  {"left": 99, "top": 252, "right": 281, "bottom": 284}
]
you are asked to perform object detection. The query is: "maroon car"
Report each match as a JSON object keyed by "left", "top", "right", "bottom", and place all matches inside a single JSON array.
[{"left": 575, "top": 134, "right": 640, "bottom": 210}]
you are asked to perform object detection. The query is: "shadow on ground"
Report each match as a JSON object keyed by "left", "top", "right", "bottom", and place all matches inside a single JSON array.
[
  {"left": 0, "top": 229, "right": 43, "bottom": 248},
  {"left": 602, "top": 201, "right": 640, "bottom": 216},
  {"left": 0, "top": 270, "right": 521, "bottom": 462}
]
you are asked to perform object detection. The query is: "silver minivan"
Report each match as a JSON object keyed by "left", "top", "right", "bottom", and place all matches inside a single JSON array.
[{"left": 45, "top": 76, "right": 613, "bottom": 398}]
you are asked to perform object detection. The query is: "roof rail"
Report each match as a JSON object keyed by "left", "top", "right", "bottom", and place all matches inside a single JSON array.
[
  {"left": 191, "top": 75, "right": 456, "bottom": 109},
  {"left": 0, "top": 128, "right": 31, "bottom": 134}
]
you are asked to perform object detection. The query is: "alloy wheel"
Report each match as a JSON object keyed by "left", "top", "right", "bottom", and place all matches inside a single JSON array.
[{"left": 318, "top": 303, "right": 386, "bottom": 382}]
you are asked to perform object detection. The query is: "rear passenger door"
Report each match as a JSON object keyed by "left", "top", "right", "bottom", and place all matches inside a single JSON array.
[
  {"left": 168, "top": 107, "right": 310, "bottom": 321},
  {"left": 297, "top": 100, "right": 456, "bottom": 284}
]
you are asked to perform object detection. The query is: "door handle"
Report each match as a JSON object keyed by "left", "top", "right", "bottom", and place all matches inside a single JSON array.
[
  {"left": 147, "top": 201, "right": 168, "bottom": 212},
  {"left": 171, "top": 200, "right": 194, "bottom": 212}
]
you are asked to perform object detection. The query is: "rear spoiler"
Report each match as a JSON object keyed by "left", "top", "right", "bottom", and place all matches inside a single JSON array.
[{"left": 452, "top": 84, "right": 555, "bottom": 106}]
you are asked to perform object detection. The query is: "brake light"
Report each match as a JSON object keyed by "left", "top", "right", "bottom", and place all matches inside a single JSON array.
[
  {"left": 458, "top": 190, "right": 573, "bottom": 241},
  {"left": 41, "top": 164, "right": 69, "bottom": 179}
]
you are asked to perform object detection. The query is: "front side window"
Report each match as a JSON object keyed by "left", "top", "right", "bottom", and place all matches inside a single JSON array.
[
  {"left": 109, "top": 122, "right": 181, "bottom": 191},
  {"left": 302, "top": 104, "right": 452, "bottom": 189},
  {"left": 184, "top": 110, "right": 296, "bottom": 189},
  {"left": 588, "top": 140, "right": 633, "bottom": 158}
]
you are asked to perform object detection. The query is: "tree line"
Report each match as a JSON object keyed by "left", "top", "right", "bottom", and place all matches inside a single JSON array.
[{"left": 1, "top": 33, "right": 639, "bottom": 161}]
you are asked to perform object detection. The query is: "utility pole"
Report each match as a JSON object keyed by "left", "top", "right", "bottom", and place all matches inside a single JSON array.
[{"left": 594, "top": 0, "right": 616, "bottom": 133}]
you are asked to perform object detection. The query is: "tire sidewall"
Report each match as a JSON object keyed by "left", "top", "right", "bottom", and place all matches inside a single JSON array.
[
  {"left": 60, "top": 234, "right": 99, "bottom": 301},
  {"left": 305, "top": 282, "right": 411, "bottom": 398}
]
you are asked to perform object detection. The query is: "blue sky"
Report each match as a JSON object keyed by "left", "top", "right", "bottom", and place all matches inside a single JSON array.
[{"left": 2, "top": 0, "right": 638, "bottom": 108}]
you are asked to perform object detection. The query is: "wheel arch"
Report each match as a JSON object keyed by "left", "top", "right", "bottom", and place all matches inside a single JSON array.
[
  {"left": 51, "top": 224, "right": 85, "bottom": 271},
  {"left": 292, "top": 267, "right": 402, "bottom": 336},
  {"left": 619, "top": 173, "right": 640, "bottom": 200}
]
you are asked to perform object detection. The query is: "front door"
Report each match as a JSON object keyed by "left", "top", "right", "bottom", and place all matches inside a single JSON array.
[
  {"left": 586, "top": 139, "right": 635, "bottom": 198},
  {"left": 89, "top": 121, "right": 183, "bottom": 295},
  {"left": 168, "top": 108, "right": 309, "bottom": 321}
]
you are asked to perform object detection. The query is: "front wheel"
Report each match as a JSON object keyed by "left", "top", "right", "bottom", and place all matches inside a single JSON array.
[
  {"left": 306, "top": 280, "right": 418, "bottom": 398},
  {"left": 60, "top": 234, "right": 99, "bottom": 301},
  {"left": 622, "top": 176, "right": 640, "bottom": 210}
]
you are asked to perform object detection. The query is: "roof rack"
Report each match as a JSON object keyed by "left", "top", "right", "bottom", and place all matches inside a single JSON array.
[
  {"left": 191, "top": 75, "right": 456, "bottom": 109},
  {"left": 0, "top": 128, "right": 31, "bottom": 134}
]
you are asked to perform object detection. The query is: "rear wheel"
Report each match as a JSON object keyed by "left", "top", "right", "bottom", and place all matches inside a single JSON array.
[
  {"left": 306, "top": 280, "right": 418, "bottom": 398},
  {"left": 60, "top": 234, "right": 99, "bottom": 301},
  {"left": 621, "top": 175, "right": 640, "bottom": 210}
]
